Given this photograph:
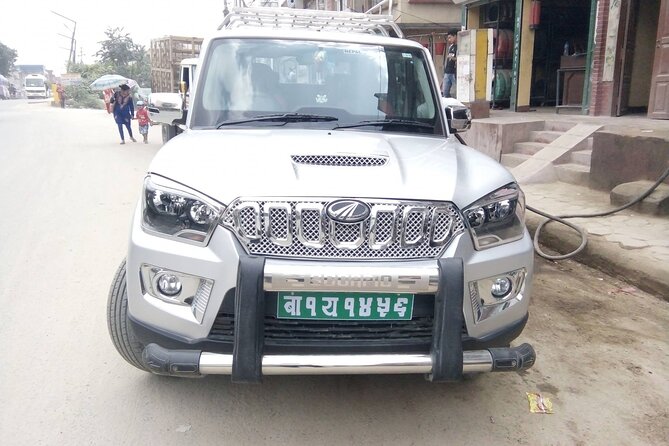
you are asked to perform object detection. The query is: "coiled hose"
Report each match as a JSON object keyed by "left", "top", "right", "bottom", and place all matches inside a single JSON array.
[{"left": 527, "top": 166, "right": 669, "bottom": 260}]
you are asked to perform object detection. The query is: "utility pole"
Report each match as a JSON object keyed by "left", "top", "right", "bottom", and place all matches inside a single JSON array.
[{"left": 51, "top": 11, "right": 77, "bottom": 70}]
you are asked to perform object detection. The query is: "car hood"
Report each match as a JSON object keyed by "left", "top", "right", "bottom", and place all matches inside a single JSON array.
[{"left": 149, "top": 129, "right": 515, "bottom": 209}]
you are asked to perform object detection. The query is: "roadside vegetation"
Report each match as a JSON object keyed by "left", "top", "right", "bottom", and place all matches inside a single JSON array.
[
  {"left": 0, "top": 41, "right": 18, "bottom": 76},
  {"left": 64, "top": 28, "right": 150, "bottom": 109}
]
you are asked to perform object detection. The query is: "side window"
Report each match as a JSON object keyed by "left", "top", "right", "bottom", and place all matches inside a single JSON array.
[
  {"left": 386, "top": 51, "right": 435, "bottom": 121},
  {"left": 181, "top": 67, "right": 190, "bottom": 92}
]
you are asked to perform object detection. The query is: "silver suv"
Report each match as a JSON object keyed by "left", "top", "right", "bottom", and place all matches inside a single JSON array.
[{"left": 108, "top": 8, "right": 535, "bottom": 382}]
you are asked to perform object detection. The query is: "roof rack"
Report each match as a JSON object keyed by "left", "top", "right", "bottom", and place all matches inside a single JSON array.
[{"left": 217, "top": 7, "right": 404, "bottom": 38}]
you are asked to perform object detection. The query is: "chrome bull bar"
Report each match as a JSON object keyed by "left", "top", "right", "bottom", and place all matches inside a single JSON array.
[
  {"left": 200, "top": 351, "right": 493, "bottom": 375},
  {"left": 142, "top": 343, "right": 536, "bottom": 376}
]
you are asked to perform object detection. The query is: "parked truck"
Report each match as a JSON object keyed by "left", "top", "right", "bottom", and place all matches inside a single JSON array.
[
  {"left": 149, "top": 35, "right": 202, "bottom": 143},
  {"left": 148, "top": 58, "right": 198, "bottom": 143},
  {"left": 109, "top": 7, "right": 536, "bottom": 383},
  {"left": 150, "top": 35, "right": 202, "bottom": 93}
]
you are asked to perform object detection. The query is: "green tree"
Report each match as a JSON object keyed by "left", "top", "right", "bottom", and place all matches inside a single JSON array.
[
  {"left": 0, "top": 41, "right": 18, "bottom": 76},
  {"left": 96, "top": 27, "right": 151, "bottom": 87},
  {"left": 68, "top": 60, "right": 115, "bottom": 82}
]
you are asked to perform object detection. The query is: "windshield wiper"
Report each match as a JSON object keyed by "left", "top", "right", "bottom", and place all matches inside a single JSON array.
[
  {"left": 334, "top": 119, "right": 434, "bottom": 130},
  {"left": 216, "top": 113, "right": 338, "bottom": 128}
]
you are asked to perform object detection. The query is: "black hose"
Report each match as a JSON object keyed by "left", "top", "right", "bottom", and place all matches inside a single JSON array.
[{"left": 527, "top": 166, "right": 669, "bottom": 260}]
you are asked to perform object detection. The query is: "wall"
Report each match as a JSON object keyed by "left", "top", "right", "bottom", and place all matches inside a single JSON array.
[
  {"left": 589, "top": 0, "right": 613, "bottom": 115},
  {"left": 394, "top": 1, "right": 462, "bottom": 24},
  {"left": 515, "top": 0, "right": 536, "bottom": 111},
  {"left": 628, "top": 0, "right": 660, "bottom": 108},
  {"left": 465, "top": 119, "right": 544, "bottom": 161},
  {"left": 590, "top": 129, "right": 669, "bottom": 190}
]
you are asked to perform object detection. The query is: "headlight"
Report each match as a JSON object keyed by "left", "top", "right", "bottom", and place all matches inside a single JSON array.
[
  {"left": 463, "top": 183, "right": 525, "bottom": 250},
  {"left": 141, "top": 175, "right": 223, "bottom": 245}
]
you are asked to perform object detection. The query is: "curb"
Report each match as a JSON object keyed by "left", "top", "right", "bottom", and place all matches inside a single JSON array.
[{"left": 525, "top": 213, "right": 669, "bottom": 301}]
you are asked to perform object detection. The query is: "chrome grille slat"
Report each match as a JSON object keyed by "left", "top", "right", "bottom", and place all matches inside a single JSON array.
[{"left": 221, "top": 197, "right": 465, "bottom": 260}]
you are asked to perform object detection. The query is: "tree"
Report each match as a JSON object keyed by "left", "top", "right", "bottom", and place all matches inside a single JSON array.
[
  {"left": 96, "top": 27, "right": 151, "bottom": 87},
  {"left": 68, "top": 60, "right": 115, "bottom": 82},
  {"left": 0, "top": 41, "right": 18, "bottom": 76}
]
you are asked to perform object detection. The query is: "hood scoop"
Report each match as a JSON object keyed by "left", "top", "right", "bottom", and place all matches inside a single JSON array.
[{"left": 291, "top": 154, "right": 388, "bottom": 167}]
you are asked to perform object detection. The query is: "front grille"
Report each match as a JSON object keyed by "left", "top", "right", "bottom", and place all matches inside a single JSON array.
[
  {"left": 208, "top": 292, "right": 468, "bottom": 351},
  {"left": 264, "top": 317, "right": 433, "bottom": 342},
  {"left": 220, "top": 197, "right": 466, "bottom": 260},
  {"left": 210, "top": 313, "right": 235, "bottom": 342},
  {"left": 209, "top": 314, "right": 433, "bottom": 344},
  {"left": 291, "top": 155, "right": 388, "bottom": 167}
]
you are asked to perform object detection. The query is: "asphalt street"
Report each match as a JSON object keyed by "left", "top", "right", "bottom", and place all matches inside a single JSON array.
[{"left": 0, "top": 99, "right": 667, "bottom": 445}]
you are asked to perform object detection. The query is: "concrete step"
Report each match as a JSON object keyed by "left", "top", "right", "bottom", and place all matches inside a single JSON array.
[
  {"left": 570, "top": 149, "right": 592, "bottom": 167},
  {"left": 530, "top": 130, "right": 563, "bottom": 144},
  {"left": 555, "top": 163, "right": 591, "bottom": 186},
  {"left": 571, "top": 136, "right": 593, "bottom": 151},
  {"left": 569, "top": 136, "right": 593, "bottom": 151},
  {"left": 611, "top": 181, "right": 669, "bottom": 215},
  {"left": 544, "top": 120, "right": 576, "bottom": 132},
  {"left": 513, "top": 141, "right": 547, "bottom": 155},
  {"left": 501, "top": 153, "right": 532, "bottom": 168}
]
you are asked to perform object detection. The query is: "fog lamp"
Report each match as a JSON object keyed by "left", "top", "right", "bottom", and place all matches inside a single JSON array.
[
  {"left": 157, "top": 273, "right": 182, "bottom": 296},
  {"left": 491, "top": 277, "right": 512, "bottom": 298}
]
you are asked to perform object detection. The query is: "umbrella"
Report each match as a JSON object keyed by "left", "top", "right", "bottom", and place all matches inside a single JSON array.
[{"left": 89, "top": 74, "right": 138, "bottom": 91}]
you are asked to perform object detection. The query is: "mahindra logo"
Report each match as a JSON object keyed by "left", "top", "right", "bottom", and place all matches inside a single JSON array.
[{"left": 326, "top": 199, "right": 371, "bottom": 224}]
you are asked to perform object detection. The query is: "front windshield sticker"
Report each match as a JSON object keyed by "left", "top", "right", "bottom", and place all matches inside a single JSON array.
[{"left": 402, "top": 53, "right": 412, "bottom": 58}]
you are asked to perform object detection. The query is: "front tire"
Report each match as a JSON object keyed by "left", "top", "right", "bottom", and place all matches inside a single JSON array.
[{"left": 107, "top": 260, "right": 148, "bottom": 371}]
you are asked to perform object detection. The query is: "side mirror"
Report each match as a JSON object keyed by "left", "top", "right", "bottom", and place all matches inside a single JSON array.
[
  {"left": 442, "top": 98, "right": 471, "bottom": 133},
  {"left": 148, "top": 93, "right": 184, "bottom": 126}
]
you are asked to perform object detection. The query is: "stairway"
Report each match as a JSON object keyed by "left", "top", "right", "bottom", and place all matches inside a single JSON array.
[{"left": 501, "top": 120, "right": 599, "bottom": 185}]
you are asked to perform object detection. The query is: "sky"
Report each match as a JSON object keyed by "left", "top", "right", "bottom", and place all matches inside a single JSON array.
[{"left": 0, "top": 0, "right": 228, "bottom": 76}]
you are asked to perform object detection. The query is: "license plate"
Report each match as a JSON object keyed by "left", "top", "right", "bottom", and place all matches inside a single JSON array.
[{"left": 277, "top": 292, "right": 414, "bottom": 321}]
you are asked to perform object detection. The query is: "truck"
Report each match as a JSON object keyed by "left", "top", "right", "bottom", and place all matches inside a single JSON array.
[
  {"left": 24, "top": 74, "right": 50, "bottom": 99},
  {"left": 107, "top": 7, "right": 536, "bottom": 383},
  {"left": 150, "top": 36, "right": 203, "bottom": 93},
  {"left": 148, "top": 57, "right": 198, "bottom": 143},
  {"left": 149, "top": 36, "right": 203, "bottom": 142}
]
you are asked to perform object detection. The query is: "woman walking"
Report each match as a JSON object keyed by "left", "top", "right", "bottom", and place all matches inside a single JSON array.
[{"left": 111, "top": 84, "right": 136, "bottom": 144}]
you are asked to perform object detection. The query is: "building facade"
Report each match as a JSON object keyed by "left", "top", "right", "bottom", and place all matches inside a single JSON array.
[
  {"left": 250, "top": 0, "right": 669, "bottom": 119},
  {"left": 457, "top": 0, "right": 668, "bottom": 119}
]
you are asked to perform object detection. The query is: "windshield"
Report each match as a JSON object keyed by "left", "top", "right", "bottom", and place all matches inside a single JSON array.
[
  {"left": 25, "top": 78, "right": 45, "bottom": 87},
  {"left": 191, "top": 38, "right": 443, "bottom": 135}
]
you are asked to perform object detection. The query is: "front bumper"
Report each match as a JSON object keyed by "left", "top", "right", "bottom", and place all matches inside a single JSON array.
[
  {"left": 128, "top": 252, "right": 535, "bottom": 382},
  {"left": 143, "top": 342, "right": 535, "bottom": 377},
  {"left": 126, "top": 209, "right": 535, "bottom": 381}
]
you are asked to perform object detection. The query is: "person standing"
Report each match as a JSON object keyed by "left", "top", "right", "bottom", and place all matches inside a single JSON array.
[
  {"left": 103, "top": 88, "right": 114, "bottom": 114},
  {"left": 442, "top": 30, "right": 458, "bottom": 98},
  {"left": 135, "top": 101, "right": 152, "bottom": 144},
  {"left": 56, "top": 83, "right": 65, "bottom": 108},
  {"left": 111, "top": 84, "right": 136, "bottom": 144}
]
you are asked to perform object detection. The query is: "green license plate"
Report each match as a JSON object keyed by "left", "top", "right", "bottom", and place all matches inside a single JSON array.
[{"left": 277, "top": 292, "right": 414, "bottom": 321}]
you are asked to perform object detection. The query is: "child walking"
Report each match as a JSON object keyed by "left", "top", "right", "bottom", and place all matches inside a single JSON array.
[{"left": 135, "top": 101, "right": 151, "bottom": 144}]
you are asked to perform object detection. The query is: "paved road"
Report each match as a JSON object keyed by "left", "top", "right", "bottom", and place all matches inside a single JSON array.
[{"left": 0, "top": 100, "right": 667, "bottom": 445}]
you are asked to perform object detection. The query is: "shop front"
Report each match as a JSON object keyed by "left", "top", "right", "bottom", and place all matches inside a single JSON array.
[{"left": 455, "top": 0, "right": 668, "bottom": 119}]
